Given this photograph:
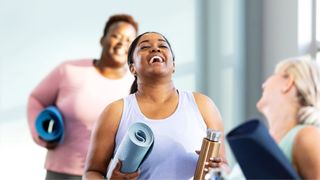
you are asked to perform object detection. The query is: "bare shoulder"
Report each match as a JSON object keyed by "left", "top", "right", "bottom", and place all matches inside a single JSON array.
[
  {"left": 293, "top": 126, "right": 320, "bottom": 178},
  {"left": 102, "top": 99, "right": 124, "bottom": 115},
  {"left": 192, "top": 92, "right": 211, "bottom": 101},
  {"left": 192, "top": 92, "right": 222, "bottom": 129},
  {"left": 97, "top": 99, "right": 124, "bottom": 131},
  {"left": 192, "top": 92, "right": 215, "bottom": 107},
  {"left": 192, "top": 92, "right": 219, "bottom": 114},
  {"left": 295, "top": 126, "right": 320, "bottom": 148}
]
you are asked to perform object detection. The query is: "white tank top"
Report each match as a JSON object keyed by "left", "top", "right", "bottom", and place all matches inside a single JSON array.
[{"left": 114, "top": 90, "right": 207, "bottom": 180}]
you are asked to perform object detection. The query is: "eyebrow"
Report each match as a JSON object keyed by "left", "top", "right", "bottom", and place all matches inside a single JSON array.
[{"left": 138, "top": 39, "right": 167, "bottom": 45}]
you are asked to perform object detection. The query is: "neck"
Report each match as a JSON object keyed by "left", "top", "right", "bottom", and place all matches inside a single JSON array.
[
  {"left": 94, "top": 59, "right": 128, "bottom": 79},
  {"left": 136, "top": 81, "right": 177, "bottom": 103},
  {"left": 266, "top": 107, "right": 299, "bottom": 143}
]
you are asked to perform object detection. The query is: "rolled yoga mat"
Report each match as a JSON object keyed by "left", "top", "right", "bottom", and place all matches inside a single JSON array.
[
  {"left": 226, "top": 119, "right": 300, "bottom": 179},
  {"left": 106, "top": 122, "right": 154, "bottom": 178},
  {"left": 35, "top": 106, "right": 64, "bottom": 143}
]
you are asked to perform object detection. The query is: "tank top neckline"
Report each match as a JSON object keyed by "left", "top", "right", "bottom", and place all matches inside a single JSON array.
[{"left": 132, "top": 90, "right": 182, "bottom": 122}]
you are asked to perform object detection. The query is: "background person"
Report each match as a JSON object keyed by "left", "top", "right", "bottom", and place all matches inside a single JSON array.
[
  {"left": 27, "top": 14, "right": 138, "bottom": 179},
  {"left": 256, "top": 57, "right": 320, "bottom": 178}
]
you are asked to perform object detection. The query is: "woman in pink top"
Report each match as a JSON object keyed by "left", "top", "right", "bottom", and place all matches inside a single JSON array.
[{"left": 27, "top": 14, "right": 138, "bottom": 179}]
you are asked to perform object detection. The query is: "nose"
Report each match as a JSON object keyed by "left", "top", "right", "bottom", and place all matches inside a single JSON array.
[
  {"left": 151, "top": 47, "right": 161, "bottom": 53},
  {"left": 117, "top": 36, "right": 128, "bottom": 45}
]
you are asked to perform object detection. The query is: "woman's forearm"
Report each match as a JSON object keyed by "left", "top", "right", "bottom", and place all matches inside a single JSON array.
[{"left": 83, "top": 171, "right": 105, "bottom": 180}]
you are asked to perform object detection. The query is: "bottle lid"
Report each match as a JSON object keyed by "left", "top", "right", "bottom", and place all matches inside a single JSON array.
[{"left": 206, "top": 128, "right": 221, "bottom": 141}]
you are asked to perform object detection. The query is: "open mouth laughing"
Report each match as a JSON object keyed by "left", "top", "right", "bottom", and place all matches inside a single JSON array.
[{"left": 149, "top": 55, "right": 164, "bottom": 64}]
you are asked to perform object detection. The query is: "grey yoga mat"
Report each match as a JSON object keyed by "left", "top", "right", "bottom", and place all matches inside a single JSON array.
[{"left": 106, "top": 122, "right": 154, "bottom": 178}]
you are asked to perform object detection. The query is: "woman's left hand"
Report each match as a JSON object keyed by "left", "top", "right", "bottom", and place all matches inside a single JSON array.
[{"left": 195, "top": 150, "right": 230, "bottom": 173}]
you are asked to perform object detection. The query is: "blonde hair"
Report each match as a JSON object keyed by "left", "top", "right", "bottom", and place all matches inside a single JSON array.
[{"left": 275, "top": 57, "right": 320, "bottom": 127}]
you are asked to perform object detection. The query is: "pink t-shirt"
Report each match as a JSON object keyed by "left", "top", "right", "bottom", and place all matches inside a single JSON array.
[{"left": 27, "top": 59, "right": 134, "bottom": 175}]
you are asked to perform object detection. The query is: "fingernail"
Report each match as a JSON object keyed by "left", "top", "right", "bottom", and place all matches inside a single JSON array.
[
  {"left": 205, "top": 162, "right": 209, "bottom": 165},
  {"left": 204, "top": 168, "right": 208, "bottom": 172},
  {"left": 209, "top": 157, "right": 214, "bottom": 161}
]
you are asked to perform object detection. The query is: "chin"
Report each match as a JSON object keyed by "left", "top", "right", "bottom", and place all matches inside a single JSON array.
[
  {"left": 113, "top": 57, "right": 127, "bottom": 65},
  {"left": 256, "top": 100, "right": 264, "bottom": 113}
]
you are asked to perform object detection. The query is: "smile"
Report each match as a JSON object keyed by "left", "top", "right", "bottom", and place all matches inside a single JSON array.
[{"left": 149, "top": 55, "right": 164, "bottom": 64}]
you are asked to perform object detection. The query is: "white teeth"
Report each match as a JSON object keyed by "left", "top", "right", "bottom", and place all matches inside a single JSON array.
[
  {"left": 114, "top": 47, "right": 126, "bottom": 55},
  {"left": 150, "top": 56, "right": 164, "bottom": 63}
]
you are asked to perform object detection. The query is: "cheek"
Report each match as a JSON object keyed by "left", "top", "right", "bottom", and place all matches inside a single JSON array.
[
  {"left": 132, "top": 58, "right": 143, "bottom": 70},
  {"left": 108, "top": 39, "right": 117, "bottom": 47},
  {"left": 102, "top": 40, "right": 112, "bottom": 50}
]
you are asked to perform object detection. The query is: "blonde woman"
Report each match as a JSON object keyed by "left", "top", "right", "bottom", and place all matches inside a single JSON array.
[{"left": 256, "top": 57, "right": 320, "bottom": 178}]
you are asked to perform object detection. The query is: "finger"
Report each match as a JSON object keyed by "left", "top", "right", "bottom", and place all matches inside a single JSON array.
[
  {"left": 114, "top": 159, "right": 122, "bottom": 171},
  {"left": 209, "top": 157, "right": 221, "bottom": 163},
  {"left": 206, "top": 161, "right": 221, "bottom": 169},
  {"left": 125, "top": 171, "right": 139, "bottom": 179},
  {"left": 112, "top": 160, "right": 124, "bottom": 177},
  {"left": 113, "top": 169, "right": 139, "bottom": 180},
  {"left": 46, "top": 142, "right": 58, "bottom": 149},
  {"left": 203, "top": 167, "right": 209, "bottom": 173}
]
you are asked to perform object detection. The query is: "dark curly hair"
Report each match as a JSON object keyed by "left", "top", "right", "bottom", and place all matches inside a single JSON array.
[{"left": 103, "top": 14, "right": 138, "bottom": 37}]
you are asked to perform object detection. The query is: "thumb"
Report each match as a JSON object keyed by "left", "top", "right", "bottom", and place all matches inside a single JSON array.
[{"left": 114, "top": 159, "right": 122, "bottom": 171}]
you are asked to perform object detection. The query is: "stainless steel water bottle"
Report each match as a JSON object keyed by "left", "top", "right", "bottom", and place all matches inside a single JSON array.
[{"left": 194, "top": 129, "right": 221, "bottom": 180}]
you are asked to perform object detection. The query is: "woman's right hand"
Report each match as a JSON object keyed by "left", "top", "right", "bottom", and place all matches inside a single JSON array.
[
  {"left": 38, "top": 136, "right": 58, "bottom": 150},
  {"left": 110, "top": 160, "right": 140, "bottom": 180}
]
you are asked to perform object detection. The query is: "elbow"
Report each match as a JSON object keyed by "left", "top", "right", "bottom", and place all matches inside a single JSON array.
[{"left": 82, "top": 169, "right": 105, "bottom": 180}]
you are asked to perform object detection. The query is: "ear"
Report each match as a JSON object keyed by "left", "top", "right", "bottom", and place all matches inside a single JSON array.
[
  {"left": 129, "top": 64, "right": 137, "bottom": 75},
  {"left": 282, "top": 75, "right": 295, "bottom": 93},
  {"left": 99, "top": 37, "right": 104, "bottom": 47}
]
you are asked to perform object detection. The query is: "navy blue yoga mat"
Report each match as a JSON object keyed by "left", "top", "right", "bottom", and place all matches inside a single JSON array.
[
  {"left": 35, "top": 106, "right": 64, "bottom": 143},
  {"left": 107, "top": 122, "right": 154, "bottom": 178},
  {"left": 226, "top": 119, "right": 300, "bottom": 179}
]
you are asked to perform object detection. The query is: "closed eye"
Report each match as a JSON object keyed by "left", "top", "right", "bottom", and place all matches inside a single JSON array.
[
  {"left": 111, "top": 34, "right": 119, "bottom": 39},
  {"left": 140, "top": 46, "right": 150, "bottom": 50},
  {"left": 159, "top": 45, "right": 168, "bottom": 48}
]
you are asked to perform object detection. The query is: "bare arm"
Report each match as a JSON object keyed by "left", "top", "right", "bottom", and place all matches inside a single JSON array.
[
  {"left": 193, "top": 92, "right": 227, "bottom": 164},
  {"left": 83, "top": 100, "right": 124, "bottom": 180},
  {"left": 293, "top": 126, "right": 320, "bottom": 179}
]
